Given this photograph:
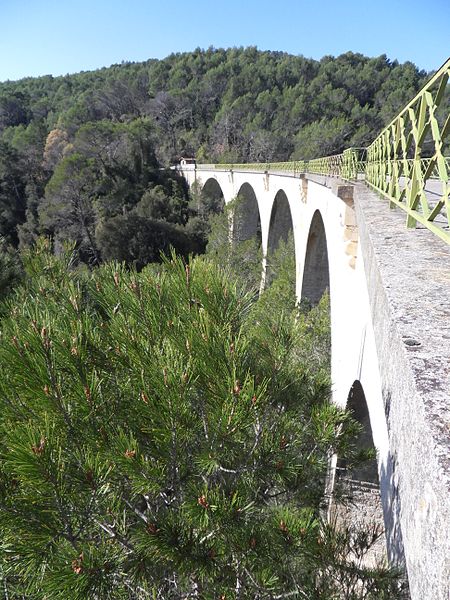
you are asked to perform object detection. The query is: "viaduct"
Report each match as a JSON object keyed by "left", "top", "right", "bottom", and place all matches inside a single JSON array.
[{"left": 179, "top": 58, "right": 450, "bottom": 600}]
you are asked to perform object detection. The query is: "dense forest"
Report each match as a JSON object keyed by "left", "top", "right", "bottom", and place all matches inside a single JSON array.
[{"left": 0, "top": 47, "right": 428, "bottom": 274}]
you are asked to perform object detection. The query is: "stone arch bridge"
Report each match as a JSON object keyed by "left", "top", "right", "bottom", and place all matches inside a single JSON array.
[{"left": 179, "top": 163, "right": 450, "bottom": 600}]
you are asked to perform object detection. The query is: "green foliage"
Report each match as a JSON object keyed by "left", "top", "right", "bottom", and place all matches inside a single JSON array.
[
  {"left": 0, "top": 237, "right": 23, "bottom": 302},
  {"left": 40, "top": 152, "right": 100, "bottom": 264},
  {"left": 0, "top": 91, "right": 30, "bottom": 131},
  {"left": 0, "top": 140, "right": 28, "bottom": 246},
  {"left": 263, "top": 233, "right": 297, "bottom": 308},
  {"left": 0, "top": 244, "right": 405, "bottom": 598},
  {"left": 95, "top": 214, "right": 199, "bottom": 269},
  {"left": 292, "top": 116, "right": 354, "bottom": 160},
  {"left": 206, "top": 196, "right": 263, "bottom": 295},
  {"left": 253, "top": 232, "right": 331, "bottom": 380},
  {"left": 0, "top": 48, "right": 433, "bottom": 269},
  {"left": 136, "top": 183, "right": 187, "bottom": 225},
  {"left": 0, "top": 47, "right": 423, "bottom": 593}
]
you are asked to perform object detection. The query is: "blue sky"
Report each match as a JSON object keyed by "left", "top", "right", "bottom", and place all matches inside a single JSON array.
[{"left": 0, "top": 0, "right": 448, "bottom": 82}]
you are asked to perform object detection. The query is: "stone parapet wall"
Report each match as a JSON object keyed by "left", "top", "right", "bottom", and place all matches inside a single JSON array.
[{"left": 353, "top": 182, "right": 450, "bottom": 600}]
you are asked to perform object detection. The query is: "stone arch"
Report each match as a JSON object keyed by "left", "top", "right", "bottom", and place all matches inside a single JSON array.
[
  {"left": 266, "top": 189, "right": 295, "bottom": 288},
  {"left": 233, "top": 182, "right": 261, "bottom": 244},
  {"left": 301, "top": 210, "right": 330, "bottom": 305},
  {"left": 267, "top": 189, "right": 294, "bottom": 254}
]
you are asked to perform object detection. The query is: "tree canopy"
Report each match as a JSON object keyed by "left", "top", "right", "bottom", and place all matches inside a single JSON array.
[
  {"left": 0, "top": 48, "right": 431, "bottom": 269},
  {"left": 0, "top": 242, "right": 405, "bottom": 598}
]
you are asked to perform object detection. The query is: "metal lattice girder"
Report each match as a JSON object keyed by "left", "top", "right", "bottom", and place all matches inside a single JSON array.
[
  {"left": 214, "top": 150, "right": 366, "bottom": 180},
  {"left": 366, "top": 58, "right": 450, "bottom": 244}
]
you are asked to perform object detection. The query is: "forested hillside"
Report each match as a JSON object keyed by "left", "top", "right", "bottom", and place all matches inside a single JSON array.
[{"left": 0, "top": 47, "right": 428, "bottom": 269}]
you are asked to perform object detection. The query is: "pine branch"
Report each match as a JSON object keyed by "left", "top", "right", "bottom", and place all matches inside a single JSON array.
[
  {"left": 94, "top": 519, "right": 134, "bottom": 553},
  {"left": 123, "top": 498, "right": 148, "bottom": 524}
]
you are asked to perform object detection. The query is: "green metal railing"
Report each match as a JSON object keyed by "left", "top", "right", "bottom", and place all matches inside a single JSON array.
[
  {"left": 212, "top": 149, "right": 365, "bottom": 180},
  {"left": 197, "top": 58, "right": 450, "bottom": 245},
  {"left": 365, "top": 58, "right": 450, "bottom": 244}
]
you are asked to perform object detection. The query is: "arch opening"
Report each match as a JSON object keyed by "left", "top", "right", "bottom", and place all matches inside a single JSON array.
[
  {"left": 233, "top": 183, "right": 261, "bottom": 245},
  {"left": 342, "top": 381, "right": 379, "bottom": 485},
  {"left": 265, "top": 190, "right": 295, "bottom": 291},
  {"left": 199, "top": 178, "right": 225, "bottom": 217},
  {"left": 206, "top": 182, "right": 262, "bottom": 293},
  {"left": 232, "top": 183, "right": 262, "bottom": 291},
  {"left": 187, "top": 178, "right": 225, "bottom": 254},
  {"left": 267, "top": 190, "right": 294, "bottom": 253},
  {"left": 301, "top": 210, "right": 330, "bottom": 305},
  {"left": 328, "top": 381, "right": 388, "bottom": 569}
]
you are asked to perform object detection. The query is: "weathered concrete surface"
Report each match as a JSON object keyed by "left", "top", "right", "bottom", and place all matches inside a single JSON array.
[{"left": 352, "top": 181, "right": 450, "bottom": 600}]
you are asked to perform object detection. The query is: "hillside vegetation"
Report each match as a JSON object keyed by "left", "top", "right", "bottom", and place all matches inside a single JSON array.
[{"left": 0, "top": 48, "right": 428, "bottom": 268}]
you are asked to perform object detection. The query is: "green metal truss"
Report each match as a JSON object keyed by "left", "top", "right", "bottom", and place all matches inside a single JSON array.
[
  {"left": 211, "top": 149, "right": 365, "bottom": 179},
  {"left": 198, "top": 58, "right": 450, "bottom": 245},
  {"left": 365, "top": 58, "right": 450, "bottom": 244}
]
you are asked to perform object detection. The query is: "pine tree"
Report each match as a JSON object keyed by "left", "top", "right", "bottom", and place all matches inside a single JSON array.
[
  {"left": 0, "top": 241, "right": 405, "bottom": 599},
  {"left": 0, "top": 236, "right": 22, "bottom": 303}
]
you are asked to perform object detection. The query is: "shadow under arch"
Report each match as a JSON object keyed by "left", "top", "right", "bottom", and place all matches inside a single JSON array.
[
  {"left": 265, "top": 189, "right": 295, "bottom": 288},
  {"left": 201, "top": 178, "right": 225, "bottom": 214},
  {"left": 233, "top": 182, "right": 261, "bottom": 244},
  {"left": 344, "top": 381, "right": 379, "bottom": 484},
  {"left": 328, "top": 380, "right": 388, "bottom": 568},
  {"left": 301, "top": 210, "right": 330, "bottom": 305},
  {"left": 347, "top": 385, "right": 407, "bottom": 571}
]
